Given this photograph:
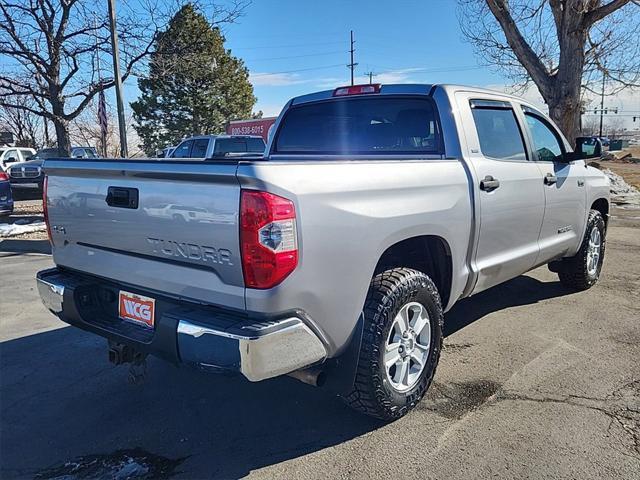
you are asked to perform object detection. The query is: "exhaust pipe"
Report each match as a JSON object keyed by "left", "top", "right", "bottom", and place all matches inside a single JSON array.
[{"left": 288, "top": 366, "right": 326, "bottom": 387}]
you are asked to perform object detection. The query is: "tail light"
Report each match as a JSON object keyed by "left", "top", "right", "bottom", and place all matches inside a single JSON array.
[
  {"left": 333, "top": 84, "right": 381, "bottom": 96},
  {"left": 0, "top": 172, "right": 8, "bottom": 181},
  {"left": 240, "top": 190, "right": 298, "bottom": 289},
  {"left": 43, "top": 176, "right": 52, "bottom": 245}
]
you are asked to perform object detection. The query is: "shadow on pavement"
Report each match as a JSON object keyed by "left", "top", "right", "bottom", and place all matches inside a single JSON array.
[
  {"left": 0, "top": 239, "right": 51, "bottom": 254},
  {"left": 444, "top": 274, "right": 572, "bottom": 336},
  {"left": 0, "top": 274, "right": 572, "bottom": 478},
  {"left": 0, "top": 327, "right": 382, "bottom": 479}
]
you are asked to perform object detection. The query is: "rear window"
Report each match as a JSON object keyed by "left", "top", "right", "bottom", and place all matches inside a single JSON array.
[
  {"left": 34, "top": 148, "right": 62, "bottom": 159},
  {"left": 213, "top": 138, "right": 265, "bottom": 156},
  {"left": 274, "top": 97, "right": 441, "bottom": 155}
]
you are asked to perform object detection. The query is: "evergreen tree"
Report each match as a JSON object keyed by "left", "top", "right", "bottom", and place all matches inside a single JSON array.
[{"left": 131, "top": 4, "right": 256, "bottom": 154}]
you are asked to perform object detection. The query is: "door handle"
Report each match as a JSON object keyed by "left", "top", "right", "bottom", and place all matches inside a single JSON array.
[
  {"left": 480, "top": 175, "right": 500, "bottom": 192},
  {"left": 544, "top": 173, "right": 558, "bottom": 185},
  {"left": 106, "top": 186, "right": 139, "bottom": 209}
]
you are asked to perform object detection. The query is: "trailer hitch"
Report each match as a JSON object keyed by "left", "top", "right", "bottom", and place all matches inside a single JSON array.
[{"left": 108, "top": 341, "right": 148, "bottom": 384}]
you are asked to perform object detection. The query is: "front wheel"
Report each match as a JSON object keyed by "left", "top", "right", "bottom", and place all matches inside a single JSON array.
[
  {"left": 557, "top": 209, "right": 606, "bottom": 290},
  {"left": 343, "top": 268, "right": 443, "bottom": 420}
]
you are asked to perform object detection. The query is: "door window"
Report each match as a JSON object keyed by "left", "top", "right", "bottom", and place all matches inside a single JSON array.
[
  {"left": 525, "top": 114, "right": 563, "bottom": 162},
  {"left": 191, "top": 139, "right": 209, "bottom": 158},
  {"left": 4, "top": 149, "right": 18, "bottom": 162},
  {"left": 171, "top": 140, "right": 194, "bottom": 158},
  {"left": 470, "top": 104, "right": 527, "bottom": 161}
]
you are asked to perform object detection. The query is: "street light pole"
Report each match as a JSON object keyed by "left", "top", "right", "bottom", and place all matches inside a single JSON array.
[
  {"left": 107, "top": 0, "right": 128, "bottom": 158},
  {"left": 599, "top": 69, "right": 606, "bottom": 138}
]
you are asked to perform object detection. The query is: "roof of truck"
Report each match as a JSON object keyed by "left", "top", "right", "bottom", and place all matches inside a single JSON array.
[
  {"left": 179, "top": 134, "right": 264, "bottom": 141},
  {"left": 289, "top": 84, "right": 530, "bottom": 106}
]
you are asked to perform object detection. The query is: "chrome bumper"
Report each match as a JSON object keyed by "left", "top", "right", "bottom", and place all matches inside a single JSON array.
[
  {"left": 37, "top": 274, "right": 64, "bottom": 314},
  {"left": 177, "top": 318, "right": 327, "bottom": 382},
  {"left": 36, "top": 268, "right": 327, "bottom": 382}
]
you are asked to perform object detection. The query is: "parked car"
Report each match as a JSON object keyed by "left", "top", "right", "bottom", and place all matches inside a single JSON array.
[
  {"left": 0, "top": 147, "right": 36, "bottom": 171},
  {"left": 37, "top": 84, "right": 609, "bottom": 420},
  {"left": 156, "top": 146, "right": 176, "bottom": 158},
  {"left": 143, "top": 203, "right": 220, "bottom": 223},
  {"left": 169, "top": 135, "right": 265, "bottom": 159},
  {"left": 8, "top": 147, "right": 98, "bottom": 190},
  {"left": 0, "top": 170, "right": 14, "bottom": 216}
]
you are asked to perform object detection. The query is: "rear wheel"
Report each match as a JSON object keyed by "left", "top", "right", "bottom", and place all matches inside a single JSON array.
[
  {"left": 343, "top": 268, "right": 443, "bottom": 420},
  {"left": 557, "top": 210, "right": 606, "bottom": 290}
]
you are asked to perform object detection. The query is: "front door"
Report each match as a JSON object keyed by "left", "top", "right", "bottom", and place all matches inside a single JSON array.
[
  {"left": 458, "top": 95, "right": 546, "bottom": 293},
  {"left": 522, "top": 109, "right": 587, "bottom": 263}
]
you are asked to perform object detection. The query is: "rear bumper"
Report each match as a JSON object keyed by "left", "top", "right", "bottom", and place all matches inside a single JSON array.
[{"left": 36, "top": 268, "right": 327, "bottom": 381}]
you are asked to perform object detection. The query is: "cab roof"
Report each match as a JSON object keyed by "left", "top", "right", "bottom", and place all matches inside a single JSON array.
[{"left": 289, "top": 84, "right": 531, "bottom": 106}]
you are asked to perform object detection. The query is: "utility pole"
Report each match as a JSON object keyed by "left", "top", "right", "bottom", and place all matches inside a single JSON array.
[
  {"left": 347, "top": 30, "right": 358, "bottom": 86},
  {"left": 364, "top": 71, "right": 376, "bottom": 84},
  {"left": 599, "top": 69, "right": 606, "bottom": 138},
  {"left": 107, "top": 0, "right": 128, "bottom": 158}
]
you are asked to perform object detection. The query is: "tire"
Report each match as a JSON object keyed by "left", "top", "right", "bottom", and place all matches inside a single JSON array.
[
  {"left": 557, "top": 209, "right": 606, "bottom": 291},
  {"left": 343, "top": 268, "right": 443, "bottom": 421}
]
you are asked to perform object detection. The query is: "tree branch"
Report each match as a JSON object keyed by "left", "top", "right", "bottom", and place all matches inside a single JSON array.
[
  {"left": 583, "top": 0, "right": 632, "bottom": 26},
  {"left": 485, "top": 0, "right": 553, "bottom": 96}
]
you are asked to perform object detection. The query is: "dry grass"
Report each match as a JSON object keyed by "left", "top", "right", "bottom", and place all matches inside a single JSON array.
[{"left": 600, "top": 159, "right": 640, "bottom": 191}]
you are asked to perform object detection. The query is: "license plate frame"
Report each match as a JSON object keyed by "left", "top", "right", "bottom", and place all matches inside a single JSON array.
[{"left": 118, "top": 290, "right": 156, "bottom": 328}]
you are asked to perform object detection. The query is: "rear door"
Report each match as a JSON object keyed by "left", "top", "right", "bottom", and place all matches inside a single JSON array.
[
  {"left": 520, "top": 107, "right": 586, "bottom": 261},
  {"left": 456, "top": 94, "right": 545, "bottom": 293}
]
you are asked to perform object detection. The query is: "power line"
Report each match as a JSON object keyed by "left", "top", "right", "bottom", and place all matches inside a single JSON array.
[
  {"left": 233, "top": 40, "right": 345, "bottom": 51},
  {"left": 362, "top": 64, "right": 483, "bottom": 73},
  {"left": 250, "top": 64, "right": 345, "bottom": 77},
  {"left": 245, "top": 50, "right": 346, "bottom": 62}
]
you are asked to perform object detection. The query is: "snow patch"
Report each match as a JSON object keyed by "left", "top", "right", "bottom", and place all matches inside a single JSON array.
[
  {"left": 603, "top": 169, "right": 640, "bottom": 207},
  {"left": 0, "top": 221, "right": 46, "bottom": 237}
]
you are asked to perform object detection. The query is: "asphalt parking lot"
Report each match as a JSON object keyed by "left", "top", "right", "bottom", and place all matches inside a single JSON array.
[{"left": 1, "top": 206, "right": 639, "bottom": 479}]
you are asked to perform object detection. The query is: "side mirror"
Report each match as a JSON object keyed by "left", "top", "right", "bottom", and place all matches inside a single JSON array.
[
  {"left": 574, "top": 137, "right": 602, "bottom": 159},
  {"left": 6, "top": 156, "right": 16, "bottom": 163}
]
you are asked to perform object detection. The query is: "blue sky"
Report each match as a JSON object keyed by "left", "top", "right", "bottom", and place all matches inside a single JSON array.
[
  {"left": 124, "top": 0, "right": 507, "bottom": 117},
  {"left": 120, "top": 0, "right": 638, "bottom": 126}
]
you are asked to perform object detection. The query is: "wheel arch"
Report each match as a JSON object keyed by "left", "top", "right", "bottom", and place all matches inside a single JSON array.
[
  {"left": 373, "top": 235, "right": 453, "bottom": 307},
  {"left": 591, "top": 198, "right": 609, "bottom": 227}
]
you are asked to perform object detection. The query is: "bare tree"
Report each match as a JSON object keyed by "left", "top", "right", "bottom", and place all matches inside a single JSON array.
[
  {"left": 0, "top": 95, "right": 46, "bottom": 148},
  {"left": 458, "top": 0, "right": 640, "bottom": 143},
  {"left": 0, "top": 0, "right": 248, "bottom": 156},
  {"left": 69, "top": 98, "right": 145, "bottom": 157}
]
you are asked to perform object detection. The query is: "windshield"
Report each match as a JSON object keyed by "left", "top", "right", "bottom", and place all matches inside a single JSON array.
[
  {"left": 275, "top": 96, "right": 441, "bottom": 155},
  {"left": 32, "top": 148, "right": 62, "bottom": 159}
]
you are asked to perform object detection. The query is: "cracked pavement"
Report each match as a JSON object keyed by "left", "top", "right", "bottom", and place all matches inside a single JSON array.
[{"left": 1, "top": 205, "right": 639, "bottom": 479}]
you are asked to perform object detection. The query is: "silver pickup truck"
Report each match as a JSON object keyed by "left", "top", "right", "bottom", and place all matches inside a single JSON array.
[{"left": 37, "top": 84, "right": 609, "bottom": 420}]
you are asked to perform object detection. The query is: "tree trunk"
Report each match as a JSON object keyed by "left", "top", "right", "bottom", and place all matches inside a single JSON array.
[
  {"left": 542, "top": 24, "right": 587, "bottom": 146},
  {"left": 547, "top": 92, "right": 582, "bottom": 147},
  {"left": 52, "top": 117, "right": 71, "bottom": 156}
]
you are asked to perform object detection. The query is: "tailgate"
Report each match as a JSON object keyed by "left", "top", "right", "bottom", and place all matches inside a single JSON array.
[{"left": 44, "top": 159, "right": 245, "bottom": 309}]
